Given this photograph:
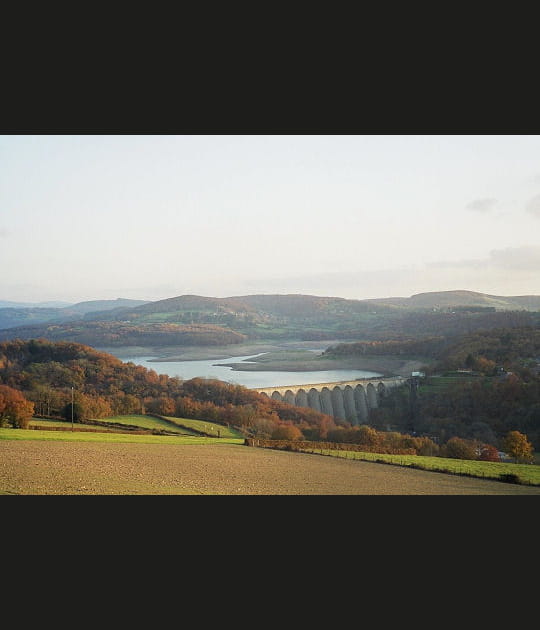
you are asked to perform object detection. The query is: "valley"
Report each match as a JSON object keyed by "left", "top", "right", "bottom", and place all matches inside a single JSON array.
[{"left": 105, "top": 339, "right": 430, "bottom": 378}]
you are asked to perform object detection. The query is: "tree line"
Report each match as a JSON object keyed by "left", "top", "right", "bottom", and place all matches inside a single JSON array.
[{"left": 0, "top": 322, "right": 247, "bottom": 347}]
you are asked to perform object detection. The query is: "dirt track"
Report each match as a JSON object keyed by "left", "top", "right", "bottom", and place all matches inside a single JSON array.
[{"left": 2, "top": 441, "right": 540, "bottom": 495}]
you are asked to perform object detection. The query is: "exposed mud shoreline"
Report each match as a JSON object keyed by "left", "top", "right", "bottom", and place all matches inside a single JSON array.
[
  {"left": 101, "top": 339, "right": 335, "bottom": 361},
  {"left": 102, "top": 340, "right": 431, "bottom": 378},
  {"left": 219, "top": 355, "right": 427, "bottom": 378}
]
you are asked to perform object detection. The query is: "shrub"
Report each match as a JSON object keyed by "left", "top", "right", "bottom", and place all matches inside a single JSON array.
[
  {"left": 499, "top": 473, "right": 521, "bottom": 484},
  {"left": 440, "top": 436, "right": 477, "bottom": 460},
  {"left": 271, "top": 424, "right": 303, "bottom": 441}
]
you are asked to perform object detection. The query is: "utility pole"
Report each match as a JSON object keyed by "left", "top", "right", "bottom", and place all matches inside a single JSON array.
[
  {"left": 407, "top": 376, "right": 419, "bottom": 435},
  {"left": 71, "top": 386, "right": 74, "bottom": 431}
]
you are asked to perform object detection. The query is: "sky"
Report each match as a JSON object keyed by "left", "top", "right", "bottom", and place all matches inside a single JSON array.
[{"left": 1, "top": 134, "right": 540, "bottom": 304}]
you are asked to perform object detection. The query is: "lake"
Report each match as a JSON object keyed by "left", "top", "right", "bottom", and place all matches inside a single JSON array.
[{"left": 119, "top": 352, "right": 382, "bottom": 388}]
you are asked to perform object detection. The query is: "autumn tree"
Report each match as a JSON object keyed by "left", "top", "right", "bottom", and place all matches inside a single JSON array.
[
  {"left": 355, "top": 425, "right": 381, "bottom": 449},
  {"left": 0, "top": 384, "right": 34, "bottom": 429},
  {"left": 502, "top": 430, "right": 534, "bottom": 463},
  {"left": 477, "top": 443, "right": 501, "bottom": 462},
  {"left": 440, "top": 436, "right": 477, "bottom": 460},
  {"left": 61, "top": 400, "right": 86, "bottom": 423},
  {"left": 251, "top": 415, "right": 278, "bottom": 438},
  {"left": 271, "top": 424, "right": 303, "bottom": 441},
  {"left": 146, "top": 396, "right": 176, "bottom": 416}
]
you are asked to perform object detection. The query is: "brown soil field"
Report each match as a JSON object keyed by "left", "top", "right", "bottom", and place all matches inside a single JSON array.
[{"left": 1, "top": 441, "right": 540, "bottom": 495}]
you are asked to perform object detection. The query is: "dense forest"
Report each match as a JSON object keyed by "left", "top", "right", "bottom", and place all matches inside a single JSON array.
[
  {"left": 325, "top": 326, "right": 540, "bottom": 374},
  {"left": 335, "top": 326, "right": 540, "bottom": 449},
  {"left": 371, "top": 374, "right": 540, "bottom": 451},
  {"left": 0, "top": 339, "right": 337, "bottom": 439}
]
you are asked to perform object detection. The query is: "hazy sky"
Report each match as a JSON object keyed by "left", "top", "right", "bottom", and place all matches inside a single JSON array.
[{"left": 1, "top": 134, "right": 540, "bottom": 304}]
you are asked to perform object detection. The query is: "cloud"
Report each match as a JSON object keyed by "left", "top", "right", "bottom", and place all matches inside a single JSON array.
[
  {"left": 246, "top": 246, "right": 540, "bottom": 299},
  {"left": 466, "top": 198, "right": 498, "bottom": 213},
  {"left": 0, "top": 227, "right": 8, "bottom": 238},
  {"left": 526, "top": 194, "right": 540, "bottom": 217},
  {"left": 430, "top": 258, "right": 485, "bottom": 270},
  {"left": 432, "top": 246, "right": 540, "bottom": 272},
  {"left": 488, "top": 245, "right": 540, "bottom": 271}
]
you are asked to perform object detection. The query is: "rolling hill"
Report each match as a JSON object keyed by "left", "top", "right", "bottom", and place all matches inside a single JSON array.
[
  {"left": 0, "top": 321, "right": 247, "bottom": 347},
  {"left": 0, "top": 300, "right": 73, "bottom": 308},
  {"left": 1, "top": 290, "right": 539, "bottom": 348},
  {"left": 0, "top": 298, "right": 150, "bottom": 330},
  {"left": 367, "top": 290, "right": 540, "bottom": 311}
]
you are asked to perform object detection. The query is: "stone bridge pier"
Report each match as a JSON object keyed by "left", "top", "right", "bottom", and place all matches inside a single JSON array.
[{"left": 253, "top": 377, "right": 406, "bottom": 425}]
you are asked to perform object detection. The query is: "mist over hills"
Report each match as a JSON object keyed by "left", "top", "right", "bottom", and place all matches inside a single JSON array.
[
  {"left": 0, "top": 300, "right": 73, "bottom": 309},
  {"left": 0, "top": 290, "right": 539, "bottom": 348},
  {"left": 0, "top": 298, "right": 150, "bottom": 330},
  {"left": 63, "top": 298, "right": 151, "bottom": 314},
  {"left": 367, "top": 290, "right": 540, "bottom": 311},
  {"left": 86, "top": 290, "right": 540, "bottom": 321}
]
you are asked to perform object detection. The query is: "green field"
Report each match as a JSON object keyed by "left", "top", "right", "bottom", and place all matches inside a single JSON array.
[
  {"left": 161, "top": 416, "right": 244, "bottom": 438},
  {"left": 419, "top": 374, "right": 481, "bottom": 394},
  {"left": 300, "top": 448, "right": 540, "bottom": 486},
  {"left": 0, "top": 427, "right": 244, "bottom": 446},
  {"left": 92, "top": 414, "right": 198, "bottom": 434},
  {"left": 29, "top": 418, "right": 119, "bottom": 431},
  {"left": 28, "top": 414, "right": 243, "bottom": 438},
  {"left": 29, "top": 415, "right": 194, "bottom": 435}
]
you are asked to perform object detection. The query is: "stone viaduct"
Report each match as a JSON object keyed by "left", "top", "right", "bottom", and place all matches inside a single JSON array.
[{"left": 253, "top": 376, "right": 406, "bottom": 425}]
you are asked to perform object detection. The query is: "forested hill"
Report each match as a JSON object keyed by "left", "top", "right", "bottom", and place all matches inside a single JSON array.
[
  {"left": 0, "top": 339, "right": 337, "bottom": 438},
  {"left": 84, "top": 293, "right": 392, "bottom": 322},
  {"left": 2, "top": 291, "right": 540, "bottom": 347},
  {"left": 0, "top": 298, "right": 149, "bottom": 330},
  {"left": 91, "top": 291, "right": 540, "bottom": 322},
  {"left": 65, "top": 292, "right": 540, "bottom": 342},
  {"left": 366, "top": 290, "right": 540, "bottom": 311},
  {"left": 0, "top": 322, "right": 247, "bottom": 347},
  {"left": 325, "top": 326, "right": 540, "bottom": 375}
]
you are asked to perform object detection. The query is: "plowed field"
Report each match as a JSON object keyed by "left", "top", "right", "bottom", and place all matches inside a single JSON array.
[{"left": 2, "top": 441, "right": 540, "bottom": 494}]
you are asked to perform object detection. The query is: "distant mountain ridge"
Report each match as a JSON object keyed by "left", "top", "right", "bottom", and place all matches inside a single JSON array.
[
  {"left": 0, "top": 300, "right": 73, "bottom": 308},
  {"left": 92, "top": 293, "right": 386, "bottom": 322},
  {"left": 1, "top": 290, "right": 539, "bottom": 348},
  {"left": 85, "top": 290, "right": 540, "bottom": 323},
  {"left": 0, "top": 298, "right": 150, "bottom": 330},
  {"left": 62, "top": 298, "right": 150, "bottom": 315},
  {"left": 367, "top": 290, "right": 540, "bottom": 311}
]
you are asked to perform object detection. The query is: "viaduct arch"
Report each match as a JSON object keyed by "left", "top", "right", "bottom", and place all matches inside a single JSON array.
[{"left": 254, "top": 377, "right": 406, "bottom": 425}]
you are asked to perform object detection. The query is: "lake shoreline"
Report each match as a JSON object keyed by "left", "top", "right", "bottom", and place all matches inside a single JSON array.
[
  {"left": 218, "top": 356, "right": 427, "bottom": 377},
  {"left": 102, "top": 341, "right": 430, "bottom": 379},
  {"left": 99, "top": 339, "right": 345, "bottom": 362}
]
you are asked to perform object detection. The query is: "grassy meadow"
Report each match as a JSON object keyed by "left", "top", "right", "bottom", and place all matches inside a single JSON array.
[
  {"left": 29, "top": 418, "right": 119, "bottom": 431},
  {"left": 299, "top": 447, "right": 540, "bottom": 486},
  {"left": 161, "top": 416, "right": 244, "bottom": 438},
  {"left": 28, "top": 414, "right": 243, "bottom": 438},
  {"left": 418, "top": 374, "right": 482, "bottom": 394},
  {"left": 0, "top": 427, "right": 243, "bottom": 446},
  {"left": 92, "top": 414, "right": 198, "bottom": 434}
]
